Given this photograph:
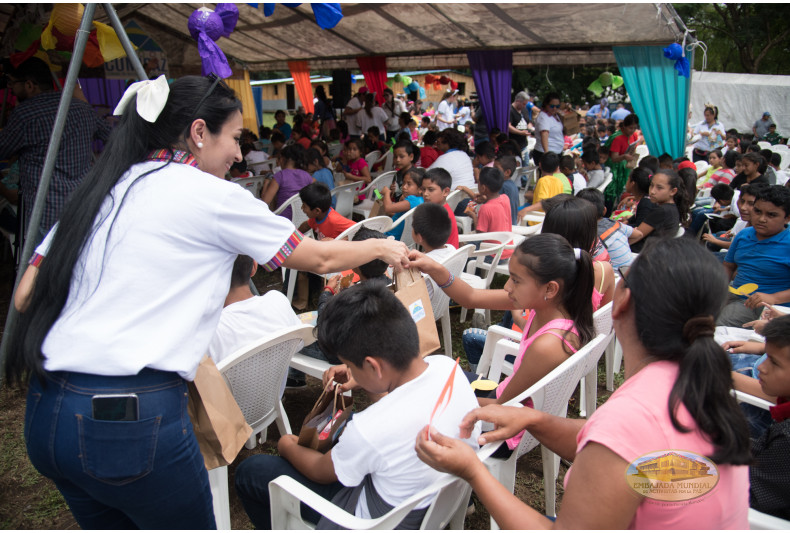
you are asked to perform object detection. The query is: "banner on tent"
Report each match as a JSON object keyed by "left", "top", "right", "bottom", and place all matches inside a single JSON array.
[{"left": 105, "top": 20, "right": 169, "bottom": 80}]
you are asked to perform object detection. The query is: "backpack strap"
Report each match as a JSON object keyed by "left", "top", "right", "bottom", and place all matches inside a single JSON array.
[{"left": 600, "top": 221, "right": 621, "bottom": 242}]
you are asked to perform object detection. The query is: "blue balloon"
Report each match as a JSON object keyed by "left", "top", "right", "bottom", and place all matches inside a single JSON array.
[
  {"left": 663, "top": 43, "right": 690, "bottom": 78},
  {"left": 350, "top": 74, "right": 356, "bottom": 84},
  {"left": 419, "top": 87, "right": 426, "bottom": 99},
  {"left": 407, "top": 81, "right": 420, "bottom": 92}
]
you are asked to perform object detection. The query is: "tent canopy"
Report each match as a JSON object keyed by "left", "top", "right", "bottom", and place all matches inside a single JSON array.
[{"left": 98, "top": 3, "right": 687, "bottom": 73}]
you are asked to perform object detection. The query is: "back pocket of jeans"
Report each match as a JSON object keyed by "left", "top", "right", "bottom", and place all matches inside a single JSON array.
[{"left": 77, "top": 414, "right": 161, "bottom": 486}]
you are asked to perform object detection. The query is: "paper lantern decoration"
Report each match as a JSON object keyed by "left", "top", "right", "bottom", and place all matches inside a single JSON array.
[
  {"left": 663, "top": 43, "right": 690, "bottom": 78},
  {"left": 587, "top": 71, "right": 624, "bottom": 97},
  {"left": 259, "top": 3, "right": 343, "bottom": 29},
  {"left": 393, "top": 73, "right": 403, "bottom": 83},
  {"left": 450, "top": 80, "right": 458, "bottom": 91},
  {"left": 406, "top": 81, "right": 420, "bottom": 93},
  {"left": 188, "top": 4, "right": 239, "bottom": 78},
  {"left": 419, "top": 86, "right": 426, "bottom": 99},
  {"left": 438, "top": 75, "right": 451, "bottom": 85},
  {"left": 401, "top": 76, "right": 412, "bottom": 86},
  {"left": 386, "top": 80, "right": 394, "bottom": 88},
  {"left": 350, "top": 74, "right": 357, "bottom": 84},
  {"left": 12, "top": 3, "right": 130, "bottom": 69},
  {"left": 424, "top": 74, "right": 436, "bottom": 84}
]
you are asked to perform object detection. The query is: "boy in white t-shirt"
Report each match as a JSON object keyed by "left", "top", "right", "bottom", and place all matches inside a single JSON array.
[
  {"left": 234, "top": 283, "right": 481, "bottom": 529},
  {"left": 411, "top": 202, "right": 454, "bottom": 300},
  {"left": 207, "top": 255, "right": 301, "bottom": 366}
]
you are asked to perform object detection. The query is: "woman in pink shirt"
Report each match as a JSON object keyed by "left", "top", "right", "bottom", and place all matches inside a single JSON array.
[{"left": 416, "top": 237, "right": 750, "bottom": 529}]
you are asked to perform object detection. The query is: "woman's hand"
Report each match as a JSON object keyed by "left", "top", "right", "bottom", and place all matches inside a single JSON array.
[
  {"left": 721, "top": 340, "right": 765, "bottom": 355},
  {"left": 406, "top": 249, "right": 441, "bottom": 277},
  {"left": 379, "top": 237, "right": 410, "bottom": 272},
  {"left": 459, "top": 404, "right": 539, "bottom": 445},
  {"left": 415, "top": 425, "right": 483, "bottom": 481}
]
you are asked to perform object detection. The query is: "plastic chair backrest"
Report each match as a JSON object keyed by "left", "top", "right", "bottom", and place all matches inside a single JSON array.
[
  {"left": 431, "top": 245, "right": 473, "bottom": 321},
  {"left": 216, "top": 324, "right": 314, "bottom": 430},
  {"left": 364, "top": 150, "right": 381, "bottom": 169},
  {"left": 331, "top": 180, "right": 366, "bottom": 218},
  {"left": 231, "top": 175, "right": 267, "bottom": 198},
  {"left": 360, "top": 171, "right": 396, "bottom": 202},
  {"left": 597, "top": 171, "right": 613, "bottom": 193},
  {"left": 593, "top": 301, "right": 613, "bottom": 337},
  {"left": 273, "top": 192, "right": 309, "bottom": 228},
  {"left": 445, "top": 190, "right": 464, "bottom": 212},
  {"left": 334, "top": 216, "right": 393, "bottom": 242}
]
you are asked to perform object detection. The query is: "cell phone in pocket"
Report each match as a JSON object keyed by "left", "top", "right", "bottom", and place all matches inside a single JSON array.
[{"left": 91, "top": 394, "right": 139, "bottom": 421}]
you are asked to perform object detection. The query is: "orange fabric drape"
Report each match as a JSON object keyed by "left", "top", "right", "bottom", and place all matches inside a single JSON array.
[
  {"left": 225, "top": 69, "right": 259, "bottom": 132},
  {"left": 288, "top": 60, "right": 314, "bottom": 114}
]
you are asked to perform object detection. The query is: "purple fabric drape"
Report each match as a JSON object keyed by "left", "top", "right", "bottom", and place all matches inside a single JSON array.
[
  {"left": 466, "top": 50, "right": 513, "bottom": 136},
  {"left": 78, "top": 78, "right": 127, "bottom": 110}
]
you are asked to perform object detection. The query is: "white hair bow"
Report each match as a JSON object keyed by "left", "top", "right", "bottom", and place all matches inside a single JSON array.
[{"left": 113, "top": 75, "right": 170, "bottom": 123}]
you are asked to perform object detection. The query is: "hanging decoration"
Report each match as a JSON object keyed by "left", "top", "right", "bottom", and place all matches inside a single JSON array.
[
  {"left": 188, "top": 4, "right": 239, "bottom": 78},
  {"left": 10, "top": 3, "right": 130, "bottom": 69},
  {"left": 587, "top": 70, "right": 625, "bottom": 97},
  {"left": 252, "top": 3, "right": 343, "bottom": 29},
  {"left": 663, "top": 43, "right": 691, "bottom": 78}
]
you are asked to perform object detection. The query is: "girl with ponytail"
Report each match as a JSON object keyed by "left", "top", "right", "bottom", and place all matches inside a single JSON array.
[
  {"left": 6, "top": 75, "right": 409, "bottom": 529},
  {"left": 409, "top": 232, "right": 595, "bottom": 452},
  {"left": 415, "top": 237, "right": 750, "bottom": 529}
]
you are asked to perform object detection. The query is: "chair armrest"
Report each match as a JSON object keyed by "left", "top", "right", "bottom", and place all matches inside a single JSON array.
[
  {"left": 732, "top": 390, "right": 775, "bottom": 411},
  {"left": 748, "top": 507, "right": 790, "bottom": 529},
  {"left": 269, "top": 476, "right": 358, "bottom": 530},
  {"left": 476, "top": 325, "right": 521, "bottom": 379},
  {"left": 290, "top": 353, "right": 332, "bottom": 381}
]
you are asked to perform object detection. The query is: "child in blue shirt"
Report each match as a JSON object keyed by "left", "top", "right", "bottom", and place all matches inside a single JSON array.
[
  {"left": 306, "top": 148, "right": 336, "bottom": 207},
  {"left": 383, "top": 167, "right": 424, "bottom": 240}
]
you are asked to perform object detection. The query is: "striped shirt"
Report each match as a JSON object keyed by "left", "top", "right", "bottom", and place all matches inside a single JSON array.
[{"left": 0, "top": 91, "right": 111, "bottom": 233}]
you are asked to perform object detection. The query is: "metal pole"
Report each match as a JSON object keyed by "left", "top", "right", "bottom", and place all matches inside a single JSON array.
[
  {"left": 103, "top": 3, "right": 148, "bottom": 81},
  {"left": 0, "top": 3, "right": 97, "bottom": 383}
]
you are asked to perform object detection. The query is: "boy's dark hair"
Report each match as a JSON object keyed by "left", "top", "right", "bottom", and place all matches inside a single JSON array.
[
  {"left": 271, "top": 130, "right": 286, "bottom": 144},
  {"left": 710, "top": 183, "right": 734, "bottom": 203},
  {"left": 230, "top": 255, "right": 254, "bottom": 288},
  {"left": 9, "top": 57, "right": 53, "bottom": 90},
  {"left": 497, "top": 140, "right": 520, "bottom": 157},
  {"left": 638, "top": 155, "right": 659, "bottom": 174},
  {"left": 424, "top": 167, "right": 451, "bottom": 191},
  {"left": 259, "top": 126, "right": 272, "bottom": 139},
  {"left": 399, "top": 111, "right": 412, "bottom": 124},
  {"left": 397, "top": 131, "right": 411, "bottom": 144},
  {"left": 759, "top": 149, "right": 774, "bottom": 167},
  {"left": 755, "top": 185, "right": 790, "bottom": 216},
  {"left": 474, "top": 141, "right": 496, "bottom": 160},
  {"left": 575, "top": 187, "right": 606, "bottom": 218},
  {"left": 437, "top": 128, "right": 468, "bottom": 151},
  {"left": 658, "top": 153, "right": 674, "bottom": 168},
  {"left": 763, "top": 315, "right": 790, "bottom": 349},
  {"left": 540, "top": 151, "right": 560, "bottom": 174},
  {"left": 230, "top": 159, "right": 248, "bottom": 174},
  {"left": 495, "top": 133, "right": 509, "bottom": 146},
  {"left": 723, "top": 150, "right": 740, "bottom": 169},
  {"left": 495, "top": 154, "right": 517, "bottom": 178},
  {"left": 746, "top": 143, "right": 761, "bottom": 154},
  {"left": 478, "top": 166, "right": 504, "bottom": 194},
  {"left": 598, "top": 145, "right": 611, "bottom": 159},
  {"left": 412, "top": 203, "right": 451, "bottom": 249},
  {"left": 367, "top": 126, "right": 380, "bottom": 137},
  {"left": 240, "top": 142, "right": 254, "bottom": 157},
  {"left": 421, "top": 116, "right": 430, "bottom": 125},
  {"left": 316, "top": 282, "right": 419, "bottom": 370},
  {"left": 740, "top": 182, "right": 769, "bottom": 199},
  {"left": 771, "top": 153, "right": 782, "bottom": 167},
  {"left": 352, "top": 226, "right": 389, "bottom": 279},
  {"left": 299, "top": 182, "right": 332, "bottom": 212},
  {"left": 559, "top": 155, "right": 575, "bottom": 173},
  {"left": 581, "top": 150, "right": 600, "bottom": 165},
  {"left": 422, "top": 130, "right": 438, "bottom": 147}
]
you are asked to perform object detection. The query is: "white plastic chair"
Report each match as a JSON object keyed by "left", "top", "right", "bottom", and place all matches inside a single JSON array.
[
  {"left": 445, "top": 189, "right": 464, "bottom": 213},
  {"left": 268, "top": 442, "right": 500, "bottom": 530},
  {"left": 333, "top": 215, "right": 393, "bottom": 242},
  {"left": 597, "top": 170, "right": 613, "bottom": 193},
  {"left": 481, "top": 333, "right": 611, "bottom": 524},
  {"left": 757, "top": 141, "right": 772, "bottom": 150},
  {"left": 770, "top": 144, "right": 790, "bottom": 170},
  {"left": 351, "top": 171, "right": 396, "bottom": 219},
  {"left": 695, "top": 160, "right": 710, "bottom": 177},
  {"left": 330, "top": 180, "right": 366, "bottom": 218},
  {"left": 371, "top": 149, "right": 394, "bottom": 178},
  {"left": 209, "top": 324, "right": 316, "bottom": 529},
  {"left": 231, "top": 175, "right": 268, "bottom": 199},
  {"left": 388, "top": 205, "right": 419, "bottom": 248},
  {"left": 456, "top": 232, "right": 510, "bottom": 324},
  {"left": 431, "top": 245, "right": 473, "bottom": 356},
  {"left": 249, "top": 159, "right": 276, "bottom": 176},
  {"left": 273, "top": 192, "right": 309, "bottom": 229},
  {"left": 579, "top": 302, "right": 614, "bottom": 417},
  {"left": 364, "top": 150, "right": 381, "bottom": 170},
  {"left": 635, "top": 144, "right": 649, "bottom": 164}
]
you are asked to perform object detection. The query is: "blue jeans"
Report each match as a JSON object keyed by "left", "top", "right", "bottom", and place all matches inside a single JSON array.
[
  {"left": 462, "top": 311, "right": 514, "bottom": 368},
  {"left": 235, "top": 454, "right": 343, "bottom": 529},
  {"left": 25, "top": 369, "right": 215, "bottom": 529},
  {"left": 728, "top": 353, "right": 773, "bottom": 439}
]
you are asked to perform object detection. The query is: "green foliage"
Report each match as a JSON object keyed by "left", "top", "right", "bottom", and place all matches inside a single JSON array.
[
  {"left": 674, "top": 3, "right": 790, "bottom": 74},
  {"left": 513, "top": 66, "right": 627, "bottom": 106}
]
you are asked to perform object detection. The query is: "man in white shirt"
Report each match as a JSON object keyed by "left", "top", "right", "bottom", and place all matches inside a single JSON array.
[{"left": 207, "top": 255, "right": 302, "bottom": 366}]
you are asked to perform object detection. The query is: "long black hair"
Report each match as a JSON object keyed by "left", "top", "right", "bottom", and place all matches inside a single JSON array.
[
  {"left": 626, "top": 238, "right": 750, "bottom": 465},
  {"left": 655, "top": 168, "right": 691, "bottom": 227},
  {"left": 515, "top": 233, "right": 595, "bottom": 353},
  {"left": 6, "top": 76, "right": 242, "bottom": 386}
]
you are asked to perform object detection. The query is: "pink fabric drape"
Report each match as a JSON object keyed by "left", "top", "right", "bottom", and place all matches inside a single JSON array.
[
  {"left": 356, "top": 56, "right": 387, "bottom": 105},
  {"left": 288, "top": 60, "right": 314, "bottom": 114}
]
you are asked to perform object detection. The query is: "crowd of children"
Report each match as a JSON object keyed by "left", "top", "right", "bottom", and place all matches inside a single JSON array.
[{"left": 219, "top": 90, "right": 790, "bottom": 528}]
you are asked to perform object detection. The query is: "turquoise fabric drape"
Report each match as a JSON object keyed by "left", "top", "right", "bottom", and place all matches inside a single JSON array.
[{"left": 613, "top": 46, "right": 692, "bottom": 159}]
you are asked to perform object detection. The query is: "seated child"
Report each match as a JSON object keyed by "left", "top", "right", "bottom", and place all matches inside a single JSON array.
[
  {"left": 364, "top": 126, "right": 386, "bottom": 155},
  {"left": 421, "top": 167, "right": 459, "bottom": 248},
  {"left": 207, "top": 255, "right": 301, "bottom": 366},
  {"left": 298, "top": 182, "right": 354, "bottom": 240},
  {"left": 408, "top": 116, "right": 419, "bottom": 143},
  {"left": 576, "top": 188, "right": 642, "bottom": 270},
  {"left": 762, "top": 123, "right": 783, "bottom": 146},
  {"left": 703, "top": 182, "right": 763, "bottom": 253},
  {"left": 293, "top": 127, "right": 312, "bottom": 150},
  {"left": 334, "top": 138, "right": 371, "bottom": 185},
  {"left": 229, "top": 159, "right": 253, "bottom": 180},
  {"left": 383, "top": 167, "right": 425, "bottom": 240},
  {"left": 261, "top": 144, "right": 314, "bottom": 220},
  {"left": 729, "top": 314, "right": 790, "bottom": 519},
  {"left": 418, "top": 130, "right": 440, "bottom": 168},
  {"left": 310, "top": 139, "right": 333, "bottom": 168},
  {"left": 418, "top": 116, "right": 430, "bottom": 142},
  {"left": 234, "top": 282, "right": 481, "bottom": 529},
  {"left": 305, "top": 148, "right": 336, "bottom": 193},
  {"left": 398, "top": 112, "right": 412, "bottom": 140},
  {"left": 517, "top": 151, "right": 567, "bottom": 221},
  {"left": 493, "top": 154, "right": 520, "bottom": 224},
  {"left": 393, "top": 140, "right": 418, "bottom": 189},
  {"left": 269, "top": 130, "right": 286, "bottom": 159},
  {"left": 465, "top": 167, "right": 513, "bottom": 261},
  {"left": 689, "top": 182, "right": 734, "bottom": 236},
  {"left": 472, "top": 141, "right": 496, "bottom": 183},
  {"left": 560, "top": 154, "right": 586, "bottom": 194},
  {"left": 411, "top": 203, "right": 454, "bottom": 299},
  {"left": 581, "top": 149, "right": 605, "bottom": 189}
]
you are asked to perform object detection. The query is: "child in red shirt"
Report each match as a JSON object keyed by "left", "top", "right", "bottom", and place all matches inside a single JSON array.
[
  {"left": 421, "top": 167, "right": 459, "bottom": 249},
  {"left": 465, "top": 167, "right": 513, "bottom": 260},
  {"left": 297, "top": 182, "right": 355, "bottom": 240}
]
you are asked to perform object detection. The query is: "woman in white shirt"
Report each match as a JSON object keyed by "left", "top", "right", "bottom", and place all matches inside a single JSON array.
[
  {"left": 692, "top": 105, "right": 726, "bottom": 162},
  {"left": 355, "top": 92, "right": 388, "bottom": 140},
  {"left": 532, "top": 91, "right": 565, "bottom": 170},
  {"left": 436, "top": 90, "right": 458, "bottom": 131},
  {"left": 7, "top": 75, "right": 408, "bottom": 529}
]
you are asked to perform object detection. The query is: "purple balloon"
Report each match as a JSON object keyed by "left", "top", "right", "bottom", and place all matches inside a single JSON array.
[
  {"left": 215, "top": 3, "right": 239, "bottom": 37},
  {"left": 188, "top": 7, "right": 233, "bottom": 78},
  {"left": 188, "top": 8, "right": 224, "bottom": 41}
]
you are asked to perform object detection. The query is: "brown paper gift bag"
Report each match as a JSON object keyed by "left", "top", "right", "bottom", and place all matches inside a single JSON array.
[
  {"left": 187, "top": 356, "right": 253, "bottom": 470},
  {"left": 393, "top": 268, "right": 442, "bottom": 357},
  {"left": 298, "top": 384, "right": 353, "bottom": 453},
  {"left": 368, "top": 198, "right": 384, "bottom": 218}
]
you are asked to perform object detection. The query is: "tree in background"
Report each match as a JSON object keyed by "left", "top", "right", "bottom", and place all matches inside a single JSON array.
[
  {"left": 513, "top": 66, "right": 627, "bottom": 107},
  {"left": 675, "top": 3, "right": 790, "bottom": 74}
]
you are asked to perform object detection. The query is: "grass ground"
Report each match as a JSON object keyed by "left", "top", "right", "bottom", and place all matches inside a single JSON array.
[{"left": 0, "top": 249, "right": 624, "bottom": 529}]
